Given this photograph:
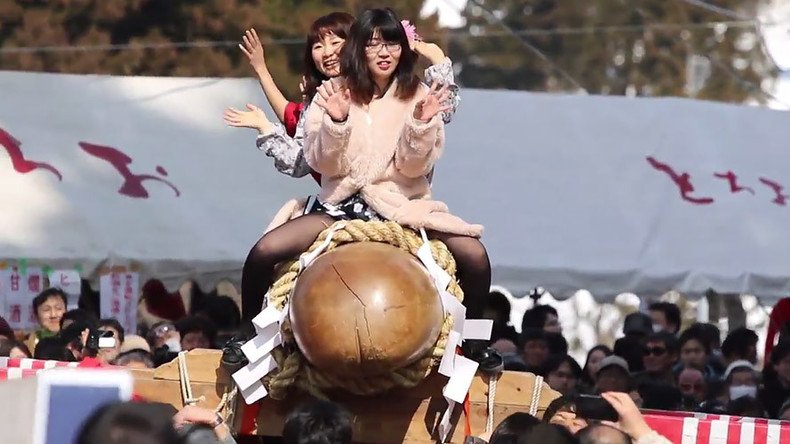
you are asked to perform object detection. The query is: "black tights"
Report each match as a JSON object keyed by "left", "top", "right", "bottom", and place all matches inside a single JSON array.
[{"left": 240, "top": 215, "right": 491, "bottom": 323}]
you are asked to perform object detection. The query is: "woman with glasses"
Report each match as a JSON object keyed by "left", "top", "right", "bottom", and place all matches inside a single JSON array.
[{"left": 238, "top": 8, "right": 490, "bottom": 328}]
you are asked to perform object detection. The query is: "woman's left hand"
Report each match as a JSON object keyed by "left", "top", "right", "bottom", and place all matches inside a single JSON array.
[{"left": 413, "top": 83, "right": 451, "bottom": 123}]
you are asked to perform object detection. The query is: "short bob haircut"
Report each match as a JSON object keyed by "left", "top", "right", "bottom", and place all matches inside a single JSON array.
[
  {"left": 303, "top": 12, "right": 355, "bottom": 101},
  {"left": 32, "top": 288, "right": 67, "bottom": 316},
  {"left": 340, "top": 8, "right": 420, "bottom": 104}
]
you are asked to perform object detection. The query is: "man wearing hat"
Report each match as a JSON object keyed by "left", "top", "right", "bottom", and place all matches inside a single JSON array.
[{"left": 595, "top": 355, "right": 633, "bottom": 394}]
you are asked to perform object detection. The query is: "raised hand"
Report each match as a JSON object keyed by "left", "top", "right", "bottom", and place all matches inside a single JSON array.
[
  {"left": 413, "top": 83, "right": 451, "bottom": 123},
  {"left": 239, "top": 28, "right": 266, "bottom": 73},
  {"left": 600, "top": 392, "right": 654, "bottom": 441},
  {"left": 412, "top": 41, "right": 446, "bottom": 65},
  {"left": 313, "top": 80, "right": 351, "bottom": 123},
  {"left": 299, "top": 76, "right": 308, "bottom": 103},
  {"left": 223, "top": 104, "right": 272, "bottom": 133}
]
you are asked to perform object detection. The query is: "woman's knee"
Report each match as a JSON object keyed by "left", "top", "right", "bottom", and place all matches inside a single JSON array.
[{"left": 446, "top": 236, "right": 490, "bottom": 273}]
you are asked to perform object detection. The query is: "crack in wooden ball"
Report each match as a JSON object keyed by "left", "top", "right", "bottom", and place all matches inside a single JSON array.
[{"left": 289, "top": 242, "right": 444, "bottom": 377}]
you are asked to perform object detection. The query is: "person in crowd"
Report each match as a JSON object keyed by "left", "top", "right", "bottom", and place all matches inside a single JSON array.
[
  {"left": 521, "top": 305, "right": 561, "bottom": 334},
  {"left": 613, "top": 336, "right": 645, "bottom": 374},
  {"left": 485, "top": 290, "right": 518, "bottom": 344},
  {"left": 623, "top": 312, "right": 653, "bottom": 340},
  {"left": 726, "top": 396, "right": 766, "bottom": 418},
  {"left": 520, "top": 328, "right": 550, "bottom": 373},
  {"left": 577, "top": 424, "right": 632, "bottom": 444},
  {"left": 282, "top": 400, "right": 352, "bottom": 444},
  {"left": 97, "top": 318, "right": 125, "bottom": 363},
  {"left": 720, "top": 327, "right": 758, "bottom": 366},
  {"left": 759, "top": 340, "right": 790, "bottom": 418},
  {"left": 176, "top": 316, "right": 218, "bottom": 351},
  {"left": 120, "top": 334, "right": 152, "bottom": 354},
  {"left": 543, "top": 355, "right": 582, "bottom": 396},
  {"left": 32, "top": 288, "right": 67, "bottom": 339},
  {"left": 487, "top": 412, "right": 539, "bottom": 444},
  {"left": 778, "top": 399, "right": 790, "bottom": 421},
  {"left": 546, "top": 332, "right": 569, "bottom": 357},
  {"left": 648, "top": 302, "right": 681, "bottom": 335},
  {"left": 113, "top": 349, "right": 155, "bottom": 369},
  {"left": 580, "top": 345, "right": 613, "bottom": 391},
  {"left": 635, "top": 332, "right": 678, "bottom": 386},
  {"left": 516, "top": 423, "right": 577, "bottom": 444},
  {"left": 677, "top": 367, "right": 707, "bottom": 408},
  {"left": 596, "top": 392, "right": 672, "bottom": 444},
  {"left": 0, "top": 338, "right": 32, "bottom": 358},
  {"left": 722, "top": 360, "right": 759, "bottom": 402},
  {"left": 195, "top": 296, "right": 241, "bottom": 345},
  {"left": 76, "top": 401, "right": 180, "bottom": 444},
  {"left": 0, "top": 315, "right": 15, "bottom": 340},
  {"left": 174, "top": 405, "right": 236, "bottom": 444},
  {"left": 595, "top": 356, "right": 633, "bottom": 394},
  {"left": 147, "top": 321, "right": 181, "bottom": 366},
  {"left": 692, "top": 322, "right": 726, "bottom": 374},
  {"left": 638, "top": 381, "right": 682, "bottom": 411},
  {"left": 674, "top": 326, "right": 719, "bottom": 381}
]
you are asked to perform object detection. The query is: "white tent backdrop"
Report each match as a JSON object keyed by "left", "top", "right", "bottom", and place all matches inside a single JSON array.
[{"left": 0, "top": 71, "right": 789, "bottom": 301}]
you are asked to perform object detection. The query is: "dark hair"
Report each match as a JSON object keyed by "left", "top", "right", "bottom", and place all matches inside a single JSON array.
[
  {"left": 581, "top": 345, "right": 613, "bottom": 386},
  {"left": 771, "top": 340, "right": 790, "bottom": 364},
  {"left": 196, "top": 296, "right": 241, "bottom": 332},
  {"left": 516, "top": 423, "right": 578, "bottom": 444},
  {"left": 303, "top": 12, "right": 355, "bottom": 101},
  {"left": 340, "top": 8, "right": 420, "bottom": 104},
  {"left": 486, "top": 290, "right": 512, "bottom": 323},
  {"left": 541, "top": 354, "right": 582, "bottom": 380},
  {"left": 726, "top": 396, "right": 766, "bottom": 418},
  {"left": 60, "top": 309, "right": 99, "bottom": 330},
  {"left": 721, "top": 327, "right": 758, "bottom": 360},
  {"left": 648, "top": 302, "right": 681, "bottom": 332},
  {"left": 175, "top": 316, "right": 217, "bottom": 346},
  {"left": 691, "top": 322, "right": 721, "bottom": 349},
  {"left": 543, "top": 396, "right": 574, "bottom": 423},
  {"left": 32, "top": 288, "right": 67, "bottom": 315},
  {"left": 578, "top": 424, "right": 631, "bottom": 444},
  {"left": 33, "top": 336, "right": 74, "bottom": 361},
  {"left": 521, "top": 305, "right": 558, "bottom": 332},
  {"left": 638, "top": 381, "right": 682, "bottom": 410},
  {"left": 113, "top": 350, "right": 154, "bottom": 368},
  {"left": 519, "top": 328, "right": 547, "bottom": 347},
  {"left": 76, "top": 401, "right": 179, "bottom": 444},
  {"left": 679, "top": 326, "right": 712, "bottom": 355},
  {"left": 282, "top": 401, "right": 352, "bottom": 444},
  {"left": 0, "top": 338, "right": 31, "bottom": 358},
  {"left": 489, "top": 412, "right": 539, "bottom": 444},
  {"left": 99, "top": 318, "right": 126, "bottom": 344},
  {"left": 546, "top": 333, "right": 569, "bottom": 356},
  {"left": 646, "top": 331, "right": 680, "bottom": 354},
  {"left": 613, "top": 336, "right": 646, "bottom": 373}
]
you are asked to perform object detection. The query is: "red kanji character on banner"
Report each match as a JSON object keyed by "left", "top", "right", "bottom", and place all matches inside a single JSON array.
[
  {"left": 111, "top": 299, "right": 121, "bottom": 316},
  {"left": 123, "top": 274, "right": 133, "bottom": 301},
  {"left": 79, "top": 142, "right": 180, "bottom": 199},
  {"left": 10, "top": 271, "right": 20, "bottom": 292},
  {"left": 646, "top": 156, "right": 714, "bottom": 205},
  {"left": 111, "top": 273, "right": 121, "bottom": 296},
  {"left": 28, "top": 274, "right": 41, "bottom": 293},
  {"left": 713, "top": 171, "right": 755, "bottom": 195},
  {"left": 0, "top": 128, "right": 63, "bottom": 181},
  {"left": 10, "top": 305, "right": 21, "bottom": 323},
  {"left": 759, "top": 177, "right": 788, "bottom": 206}
]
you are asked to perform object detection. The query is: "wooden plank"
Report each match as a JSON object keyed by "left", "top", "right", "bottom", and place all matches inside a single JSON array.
[
  {"left": 133, "top": 377, "right": 227, "bottom": 411},
  {"left": 152, "top": 349, "right": 231, "bottom": 385}
]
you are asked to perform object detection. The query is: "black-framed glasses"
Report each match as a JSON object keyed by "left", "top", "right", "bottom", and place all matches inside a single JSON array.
[{"left": 365, "top": 41, "right": 401, "bottom": 53}]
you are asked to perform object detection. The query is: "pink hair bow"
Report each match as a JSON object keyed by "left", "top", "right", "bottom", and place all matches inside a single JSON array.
[{"left": 401, "top": 20, "right": 422, "bottom": 41}]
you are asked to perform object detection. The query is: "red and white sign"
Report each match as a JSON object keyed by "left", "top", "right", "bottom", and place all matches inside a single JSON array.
[
  {"left": 99, "top": 272, "right": 139, "bottom": 334},
  {"left": 644, "top": 411, "right": 790, "bottom": 444}
]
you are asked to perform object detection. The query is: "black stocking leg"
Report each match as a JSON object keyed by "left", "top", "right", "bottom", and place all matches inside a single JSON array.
[{"left": 431, "top": 232, "right": 491, "bottom": 319}]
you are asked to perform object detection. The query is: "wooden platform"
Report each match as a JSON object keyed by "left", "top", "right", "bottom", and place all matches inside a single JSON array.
[{"left": 132, "top": 349, "right": 560, "bottom": 443}]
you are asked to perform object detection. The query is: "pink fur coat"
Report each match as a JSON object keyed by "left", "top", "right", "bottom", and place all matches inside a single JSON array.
[{"left": 266, "top": 79, "right": 483, "bottom": 238}]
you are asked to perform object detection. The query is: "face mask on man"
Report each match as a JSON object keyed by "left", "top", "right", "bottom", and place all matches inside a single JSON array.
[
  {"left": 165, "top": 337, "right": 182, "bottom": 353},
  {"left": 729, "top": 385, "right": 757, "bottom": 400}
]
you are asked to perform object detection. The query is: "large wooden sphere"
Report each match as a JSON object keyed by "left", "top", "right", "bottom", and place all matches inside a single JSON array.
[{"left": 289, "top": 242, "right": 444, "bottom": 377}]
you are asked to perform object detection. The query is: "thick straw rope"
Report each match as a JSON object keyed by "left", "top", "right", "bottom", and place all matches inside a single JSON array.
[{"left": 262, "top": 220, "right": 464, "bottom": 400}]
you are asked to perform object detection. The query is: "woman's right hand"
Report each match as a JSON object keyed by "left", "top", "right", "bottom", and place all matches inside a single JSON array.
[
  {"left": 223, "top": 104, "right": 272, "bottom": 133},
  {"left": 239, "top": 28, "right": 267, "bottom": 73},
  {"left": 314, "top": 80, "right": 351, "bottom": 123}
]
